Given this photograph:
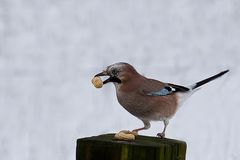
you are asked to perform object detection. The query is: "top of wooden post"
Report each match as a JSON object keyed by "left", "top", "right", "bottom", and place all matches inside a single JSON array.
[{"left": 77, "top": 134, "right": 187, "bottom": 160}]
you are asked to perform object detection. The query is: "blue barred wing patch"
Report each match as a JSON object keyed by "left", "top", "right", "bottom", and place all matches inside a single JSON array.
[{"left": 147, "top": 86, "right": 176, "bottom": 96}]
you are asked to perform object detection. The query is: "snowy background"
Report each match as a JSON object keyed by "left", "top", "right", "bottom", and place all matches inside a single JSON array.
[{"left": 0, "top": 0, "right": 239, "bottom": 160}]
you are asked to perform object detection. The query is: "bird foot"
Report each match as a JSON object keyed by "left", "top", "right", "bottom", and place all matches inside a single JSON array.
[
  {"left": 157, "top": 132, "right": 165, "bottom": 139},
  {"left": 119, "top": 130, "right": 138, "bottom": 136},
  {"left": 130, "top": 130, "right": 139, "bottom": 136}
]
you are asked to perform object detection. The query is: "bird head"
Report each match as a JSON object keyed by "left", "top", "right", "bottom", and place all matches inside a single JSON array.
[{"left": 94, "top": 62, "right": 139, "bottom": 85}]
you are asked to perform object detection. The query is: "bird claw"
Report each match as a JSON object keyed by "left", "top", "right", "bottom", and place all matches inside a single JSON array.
[
  {"left": 130, "top": 130, "right": 138, "bottom": 136},
  {"left": 157, "top": 132, "right": 165, "bottom": 139},
  {"left": 120, "top": 130, "right": 138, "bottom": 136}
]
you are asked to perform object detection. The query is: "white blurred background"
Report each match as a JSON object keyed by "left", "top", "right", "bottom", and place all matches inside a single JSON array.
[{"left": 0, "top": 0, "right": 239, "bottom": 160}]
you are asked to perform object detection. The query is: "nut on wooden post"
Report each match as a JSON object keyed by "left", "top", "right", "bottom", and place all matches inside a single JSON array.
[{"left": 114, "top": 130, "right": 136, "bottom": 141}]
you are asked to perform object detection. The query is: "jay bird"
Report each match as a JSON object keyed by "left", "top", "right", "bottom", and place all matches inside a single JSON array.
[{"left": 95, "top": 62, "right": 229, "bottom": 138}]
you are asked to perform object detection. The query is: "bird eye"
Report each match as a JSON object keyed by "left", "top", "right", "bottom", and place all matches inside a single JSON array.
[{"left": 111, "top": 69, "right": 118, "bottom": 76}]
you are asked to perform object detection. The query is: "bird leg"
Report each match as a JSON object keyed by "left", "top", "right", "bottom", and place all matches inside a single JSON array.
[
  {"left": 132, "top": 120, "right": 150, "bottom": 136},
  {"left": 157, "top": 119, "right": 169, "bottom": 138}
]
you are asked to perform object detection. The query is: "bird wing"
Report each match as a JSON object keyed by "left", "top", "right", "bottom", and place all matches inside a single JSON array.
[{"left": 140, "top": 79, "right": 190, "bottom": 96}]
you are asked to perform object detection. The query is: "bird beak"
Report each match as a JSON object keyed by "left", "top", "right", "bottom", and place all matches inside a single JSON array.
[
  {"left": 94, "top": 70, "right": 121, "bottom": 84},
  {"left": 94, "top": 70, "right": 108, "bottom": 77}
]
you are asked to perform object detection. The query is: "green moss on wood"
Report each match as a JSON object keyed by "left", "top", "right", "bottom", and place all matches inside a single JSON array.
[{"left": 77, "top": 134, "right": 186, "bottom": 160}]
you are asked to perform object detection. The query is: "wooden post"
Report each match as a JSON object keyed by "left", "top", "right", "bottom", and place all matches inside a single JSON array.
[{"left": 76, "top": 134, "right": 187, "bottom": 160}]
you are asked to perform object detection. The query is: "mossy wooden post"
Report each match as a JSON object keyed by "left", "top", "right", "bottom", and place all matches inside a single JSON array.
[{"left": 76, "top": 134, "right": 187, "bottom": 160}]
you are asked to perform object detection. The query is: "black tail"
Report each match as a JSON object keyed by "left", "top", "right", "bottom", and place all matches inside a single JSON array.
[{"left": 192, "top": 70, "right": 229, "bottom": 90}]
